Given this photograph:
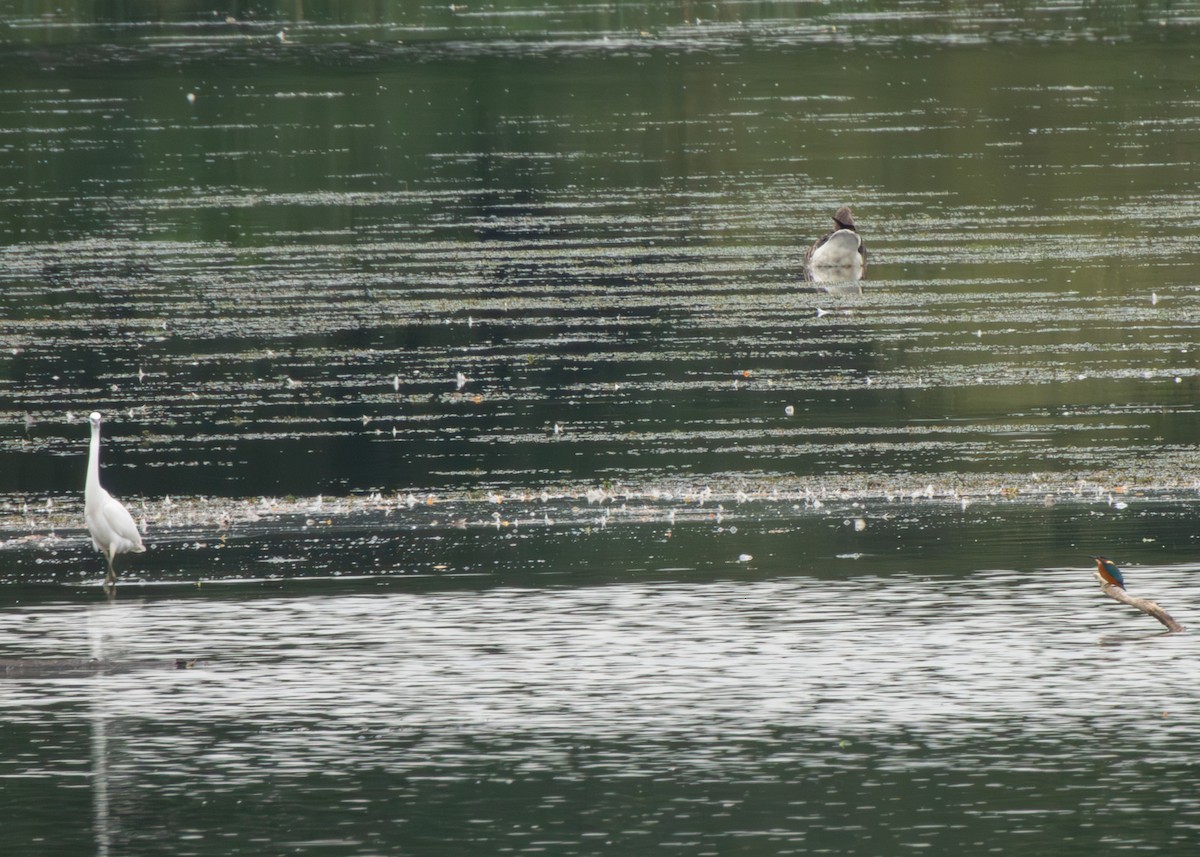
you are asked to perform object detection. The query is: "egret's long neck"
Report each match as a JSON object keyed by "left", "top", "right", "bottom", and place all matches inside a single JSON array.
[{"left": 87, "top": 424, "right": 102, "bottom": 493}]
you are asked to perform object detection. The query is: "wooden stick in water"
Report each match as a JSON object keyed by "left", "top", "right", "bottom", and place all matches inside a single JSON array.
[{"left": 1097, "top": 579, "right": 1183, "bottom": 633}]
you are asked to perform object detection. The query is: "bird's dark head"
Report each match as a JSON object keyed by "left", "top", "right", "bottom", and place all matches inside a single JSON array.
[{"left": 833, "top": 206, "right": 856, "bottom": 231}]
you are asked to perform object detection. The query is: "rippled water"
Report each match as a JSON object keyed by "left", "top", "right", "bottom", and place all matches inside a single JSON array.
[
  {"left": 3, "top": 2, "right": 1200, "bottom": 855},
  {"left": 5, "top": 11, "right": 1200, "bottom": 510},
  {"left": 2, "top": 543, "right": 1199, "bottom": 855},
  {"left": 5, "top": 502, "right": 1200, "bottom": 855}
]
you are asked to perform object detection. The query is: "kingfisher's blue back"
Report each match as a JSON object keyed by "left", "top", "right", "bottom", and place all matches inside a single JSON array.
[{"left": 1093, "top": 556, "right": 1126, "bottom": 589}]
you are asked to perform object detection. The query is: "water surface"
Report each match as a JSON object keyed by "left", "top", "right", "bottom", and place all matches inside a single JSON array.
[{"left": 3, "top": 2, "right": 1200, "bottom": 855}]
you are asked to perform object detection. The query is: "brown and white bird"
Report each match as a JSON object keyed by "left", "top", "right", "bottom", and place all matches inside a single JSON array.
[{"left": 805, "top": 206, "right": 867, "bottom": 271}]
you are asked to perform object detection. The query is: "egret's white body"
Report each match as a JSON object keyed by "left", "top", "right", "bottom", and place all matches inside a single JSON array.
[{"left": 85, "top": 412, "right": 145, "bottom": 586}]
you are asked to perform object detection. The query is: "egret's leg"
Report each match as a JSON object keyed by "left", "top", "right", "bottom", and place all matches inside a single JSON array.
[{"left": 104, "top": 552, "right": 117, "bottom": 587}]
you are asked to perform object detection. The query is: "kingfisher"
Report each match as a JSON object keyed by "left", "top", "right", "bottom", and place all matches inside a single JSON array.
[
  {"left": 805, "top": 206, "right": 867, "bottom": 271},
  {"left": 1092, "top": 555, "right": 1126, "bottom": 589}
]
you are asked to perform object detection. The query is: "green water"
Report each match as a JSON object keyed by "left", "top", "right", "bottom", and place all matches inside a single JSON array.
[{"left": 2, "top": 2, "right": 1200, "bottom": 855}]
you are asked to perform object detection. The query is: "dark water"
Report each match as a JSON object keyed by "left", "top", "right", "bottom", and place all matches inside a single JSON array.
[
  {"left": 3, "top": 516, "right": 1200, "bottom": 856},
  {"left": 3, "top": 2, "right": 1200, "bottom": 855}
]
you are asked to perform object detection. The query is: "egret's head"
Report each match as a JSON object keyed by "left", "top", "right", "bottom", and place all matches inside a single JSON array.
[{"left": 89, "top": 412, "right": 102, "bottom": 428}]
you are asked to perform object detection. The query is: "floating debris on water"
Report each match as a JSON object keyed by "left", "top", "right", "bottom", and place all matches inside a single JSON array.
[{"left": 3, "top": 474, "right": 1195, "bottom": 554}]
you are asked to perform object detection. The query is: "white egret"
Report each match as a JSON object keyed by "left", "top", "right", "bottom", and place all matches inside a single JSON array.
[{"left": 85, "top": 412, "right": 145, "bottom": 587}]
